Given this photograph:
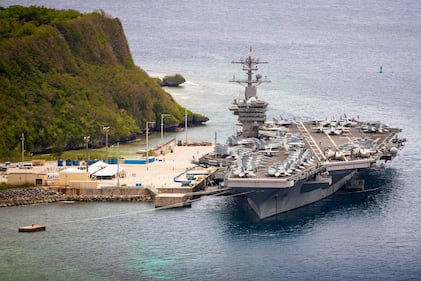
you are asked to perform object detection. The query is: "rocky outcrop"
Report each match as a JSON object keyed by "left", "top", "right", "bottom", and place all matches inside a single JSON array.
[
  {"left": 160, "top": 74, "right": 186, "bottom": 87},
  {"left": 190, "top": 114, "right": 210, "bottom": 125}
]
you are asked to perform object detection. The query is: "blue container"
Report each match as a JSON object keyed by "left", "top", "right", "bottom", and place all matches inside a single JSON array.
[
  {"left": 124, "top": 159, "right": 147, "bottom": 164},
  {"left": 65, "top": 159, "right": 72, "bottom": 166},
  {"left": 57, "top": 159, "right": 63, "bottom": 167},
  {"left": 72, "top": 160, "right": 80, "bottom": 166},
  {"left": 108, "top": 158, "right": 118, "bottom": 164}
]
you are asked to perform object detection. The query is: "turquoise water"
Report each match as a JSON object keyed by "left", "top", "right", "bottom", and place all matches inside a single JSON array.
[{"left": 1, "top": 0, "right": 421, "bottom": 280}]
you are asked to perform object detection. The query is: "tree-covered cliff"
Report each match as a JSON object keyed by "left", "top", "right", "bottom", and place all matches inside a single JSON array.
[{"left": 0, "top": 6, "right": 208, "bottom": 159}]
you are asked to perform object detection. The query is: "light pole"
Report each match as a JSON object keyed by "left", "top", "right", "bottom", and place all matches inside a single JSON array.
[
  {"left": 111, "top": 142, "right": 120, "bottom": 187},
  {"left": 84, "top": 136, "right": 90, "bottom": 172},
  {"left": 103, "top": 126, "right": 110, "bottom": 163},
  {"left": 161, "top": 114, "right": 171, "bottom": 147},
  {"left": 20, "top": 133, "right": 25, "bottom": 163},
  {"left": 116, "top": 142, "right": 120, "bottom": 187},
  {"left": 145, "top": 121, "right": 155, "bottom": 164},
  {"left": 185, "top": 109, "right": 188, "bottom": 145}
]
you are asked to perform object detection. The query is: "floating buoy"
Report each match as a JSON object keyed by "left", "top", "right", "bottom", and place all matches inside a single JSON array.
[
  {"left": 379, "top": 66, "right": 383, "bottom": 73},
  {"left": 18, "top": 224, "right": 46, "bottom": 232}
]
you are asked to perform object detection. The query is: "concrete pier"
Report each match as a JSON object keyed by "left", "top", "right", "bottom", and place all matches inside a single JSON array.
[
  {"left": 155, "top": 193, "right": 191, "bottom": 208},
  {"left": 155, "top": 166, "right": 217, "bottom": 208}
]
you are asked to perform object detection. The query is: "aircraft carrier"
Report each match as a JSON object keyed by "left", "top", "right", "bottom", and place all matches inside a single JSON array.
[{"left": 200, "top": 49, "right": 406, "bottom": 219}]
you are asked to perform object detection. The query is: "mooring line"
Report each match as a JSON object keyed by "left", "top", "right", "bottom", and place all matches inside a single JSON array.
[
  {"left": 26, "top": 189, "right": 235, "bottom": 228},
  {"left": 48, "top": 200, "right": 196, "bottom": 226},
  {"left": 225, "top": 191, "right": 254, "bottom": 197}
]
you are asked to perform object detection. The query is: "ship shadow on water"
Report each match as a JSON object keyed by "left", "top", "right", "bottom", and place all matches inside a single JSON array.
[{"left": 221, "top": 168, "right": 399, "bottom": 236}]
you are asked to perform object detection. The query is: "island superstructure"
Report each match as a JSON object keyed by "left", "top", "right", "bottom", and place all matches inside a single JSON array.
[
  {"left": 228, "top": 51, "right": 270, "bottom": 138},
  {"left": 200, "top": 49, "right": 406, "bottom": 219}
]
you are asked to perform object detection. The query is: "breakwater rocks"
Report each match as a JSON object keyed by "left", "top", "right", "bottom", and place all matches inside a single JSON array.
[
  {"left": 0, "top": 187, "right": 153, "bottom": 207},
  {"left": 0, "top": 187, "right": 65, "bottom": 207}
]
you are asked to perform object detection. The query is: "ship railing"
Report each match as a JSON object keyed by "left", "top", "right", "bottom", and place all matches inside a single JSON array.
[
  {"left": 379, "top": 132, "right": 397, "bottom": 147},
  {"left": 289, "top": 164, "right": 326, "bottom": 182}
]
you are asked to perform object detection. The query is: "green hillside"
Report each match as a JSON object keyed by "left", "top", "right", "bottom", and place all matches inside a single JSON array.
[{"left": 0, "top": 6, "right": 208, "bottom": 159}]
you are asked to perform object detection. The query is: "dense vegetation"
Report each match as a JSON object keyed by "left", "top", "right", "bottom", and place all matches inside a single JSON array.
[
  {"left": 0, "top": 6, "right": 208, "bottom": 160},
  {"left": 0, "top": 182, "right": 35, "bottom": 190}
]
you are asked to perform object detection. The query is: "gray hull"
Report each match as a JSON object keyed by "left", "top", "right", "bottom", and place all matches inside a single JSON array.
[
  {"left": 209, "top": 50, "right": 404, "bottom": 220},
  {"left": 233, "top": 170, "right": 357, "bottom": 219}
]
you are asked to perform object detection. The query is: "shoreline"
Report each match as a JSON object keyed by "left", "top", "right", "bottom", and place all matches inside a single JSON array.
[
  {"left": 0, "top": 186, "right": 153, "bottom": 207},
  {"left": 1, "top": 145, "right": 215, "bottom": 207}
]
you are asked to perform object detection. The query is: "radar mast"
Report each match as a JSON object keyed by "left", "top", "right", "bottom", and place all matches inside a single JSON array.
[{"left": 229, "top": 48, "right": 270, "bottom": 138}]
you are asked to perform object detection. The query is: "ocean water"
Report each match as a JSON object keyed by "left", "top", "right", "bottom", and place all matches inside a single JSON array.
[{"left": 1, "top": 0, "right": 421, "bottom": 280}]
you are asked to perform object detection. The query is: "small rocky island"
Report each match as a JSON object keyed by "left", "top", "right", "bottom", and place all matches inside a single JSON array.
[{"left": 160, "top": 74, "right": 186, "bottom": 87}]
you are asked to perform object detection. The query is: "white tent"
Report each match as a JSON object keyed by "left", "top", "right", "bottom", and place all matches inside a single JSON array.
[
  {"left": 92, "top": 164, "right": 125, "bottom": 180},
  {"left": 88, "top": 161, "right": 109, "bottom": 176}
]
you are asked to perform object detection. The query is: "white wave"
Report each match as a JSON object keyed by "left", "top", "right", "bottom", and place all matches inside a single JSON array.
[{"left": 184, "top": 81, "right": 200, "bottom": 86}]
